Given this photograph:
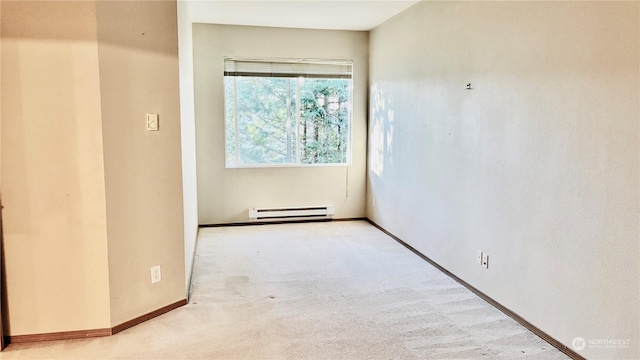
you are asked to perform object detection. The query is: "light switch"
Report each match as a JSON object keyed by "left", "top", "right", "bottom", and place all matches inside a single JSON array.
[{"left": 146, "top": 113, "right": 159, "bottom": 131}]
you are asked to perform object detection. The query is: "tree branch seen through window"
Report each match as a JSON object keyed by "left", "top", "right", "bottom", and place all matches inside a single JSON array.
[{"left": 224, "top": 58, "right": 353, "bottom": 168}]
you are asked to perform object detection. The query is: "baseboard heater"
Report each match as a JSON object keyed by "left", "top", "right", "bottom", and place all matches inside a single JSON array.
[{"left": 249, "top": 205, "right": 335, "bottom": 222}]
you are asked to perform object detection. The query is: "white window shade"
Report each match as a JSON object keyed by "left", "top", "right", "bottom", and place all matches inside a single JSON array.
[{"left": 224, "top": 57, "right": 353, "bottom": 79}]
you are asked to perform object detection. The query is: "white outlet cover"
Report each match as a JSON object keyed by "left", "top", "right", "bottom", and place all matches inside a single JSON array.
[{"left": 151, "top": 265, "right": 162, "bottom": 283}]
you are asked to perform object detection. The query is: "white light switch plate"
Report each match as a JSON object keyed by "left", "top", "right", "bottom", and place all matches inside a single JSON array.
[{"left": 146, "top": 113, "right": 159, "bottom": 131}]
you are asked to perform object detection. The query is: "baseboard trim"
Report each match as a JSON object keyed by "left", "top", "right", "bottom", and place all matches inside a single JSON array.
[
  {"left": 8, "top": 299, "right": 187, "bottom": 345},
  {"left": 8, "top": 220, "right": 581, "bottom": 358},
  {"left": 9, "top": 328, "right": 112, "bottom": 343},
  {"left": 365, "top": 219, "right": 585, "bottom": 360},
  {"left": 111, "top": 299, "right": 187, "bottom": 335},
  {"left": 200, "top": 217, "right": 367, "bottom": 228}
]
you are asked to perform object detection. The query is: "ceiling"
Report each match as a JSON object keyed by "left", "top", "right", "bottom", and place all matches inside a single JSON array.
[{"left": 185, "top": 0, "right": 421, "bottom": 31}]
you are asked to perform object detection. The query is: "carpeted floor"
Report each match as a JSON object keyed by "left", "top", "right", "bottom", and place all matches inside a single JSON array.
[{"left": 1, "top": 221, "right": 570, "bottom": 359}]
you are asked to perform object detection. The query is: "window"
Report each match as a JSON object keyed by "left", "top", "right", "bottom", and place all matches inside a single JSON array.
[{"left": 224, "top": 57, "right": 353, "bottom": 167}]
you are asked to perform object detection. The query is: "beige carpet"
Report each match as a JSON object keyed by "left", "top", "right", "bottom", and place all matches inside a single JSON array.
[{"left": 1, "top": 221, "right": 570, "bottom": 359}]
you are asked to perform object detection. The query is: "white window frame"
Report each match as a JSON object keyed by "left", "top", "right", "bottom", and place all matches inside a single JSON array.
[{"left": 223, "top": 57, "right": 354, "bottom": 169}]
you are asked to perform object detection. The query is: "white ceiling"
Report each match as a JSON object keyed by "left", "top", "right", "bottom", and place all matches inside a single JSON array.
[{"left": 185, "top": 0, "right": 421, "bottom": 31}]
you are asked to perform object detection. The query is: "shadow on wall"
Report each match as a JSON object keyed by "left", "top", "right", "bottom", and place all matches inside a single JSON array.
[
  {"left": 2, "top": 1, "right": 176, "bottom": 56},
  {"left": 369, "top": 82, "right": 395, "bottom": 180}
]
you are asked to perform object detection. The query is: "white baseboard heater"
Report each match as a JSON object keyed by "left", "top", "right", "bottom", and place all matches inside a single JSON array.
[{"left": 249, "top": 205, "right": 335, "bottom": 222}]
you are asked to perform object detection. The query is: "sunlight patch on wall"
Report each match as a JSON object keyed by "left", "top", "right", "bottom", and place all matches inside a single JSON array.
[{"left": 369, "top": 82, "right": 394, "bottom": 178}]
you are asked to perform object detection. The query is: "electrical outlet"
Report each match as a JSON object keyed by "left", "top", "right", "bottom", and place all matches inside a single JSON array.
[
  {"left": 373, "top": 197, "right": 376, "bottom": 207},
  {"left": 482, "top": 253, "right": 489, "bottom": 269},
  {"left": 151, "top": 265, "right": 162, "bottom": 283},
  {"left": 477, "top": 250, "right": 483, "bottom": 265}
]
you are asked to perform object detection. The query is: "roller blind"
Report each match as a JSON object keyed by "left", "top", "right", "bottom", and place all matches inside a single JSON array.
[{"left": 224, "top": 57, "right": 353, "bottom": 79}]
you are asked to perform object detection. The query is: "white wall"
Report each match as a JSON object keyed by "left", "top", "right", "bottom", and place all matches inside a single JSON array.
[
  {"left": 193, "top": 24, "right": 368, "bottom": 224},
  {"left": 368, "top": 2, "right": 639, "bottom": 359},
  {"left": 177, "top": 0, "right": 198, "bottom": 297}
]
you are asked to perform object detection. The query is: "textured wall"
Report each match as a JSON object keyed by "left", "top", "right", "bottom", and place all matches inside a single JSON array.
[
  {"left": 368, "top": 2, "right": 639, "bottom": 359},
  {"left": 96, "top": 0, "right": 186, "bottom": 326},
  {"left": 193, "top": 24, "right": 368, "bottom": 224},
  {"left": 1, "top": 0, "right": 188, "bottom": 335},
  {"left": 1, "top": 0, "right": 111, "bottom": 334}
]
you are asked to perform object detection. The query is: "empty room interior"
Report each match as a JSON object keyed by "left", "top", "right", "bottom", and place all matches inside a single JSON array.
[{"left": 0, "top": 1, "right": 638, "bottom": 359}]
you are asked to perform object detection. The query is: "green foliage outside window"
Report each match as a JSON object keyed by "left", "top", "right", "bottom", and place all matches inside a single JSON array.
[{"left": 225, "top": 76, "right": 351, "bottom": 167}]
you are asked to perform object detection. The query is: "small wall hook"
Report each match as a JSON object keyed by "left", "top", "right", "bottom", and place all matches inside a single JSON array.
[{"left": 466, "top": 83, "right": 472, "bottom": 90}]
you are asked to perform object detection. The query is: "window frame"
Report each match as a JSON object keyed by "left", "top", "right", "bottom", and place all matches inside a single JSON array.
[{"left": 223, "top": 57, "right": 354, "bottom": 169}]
